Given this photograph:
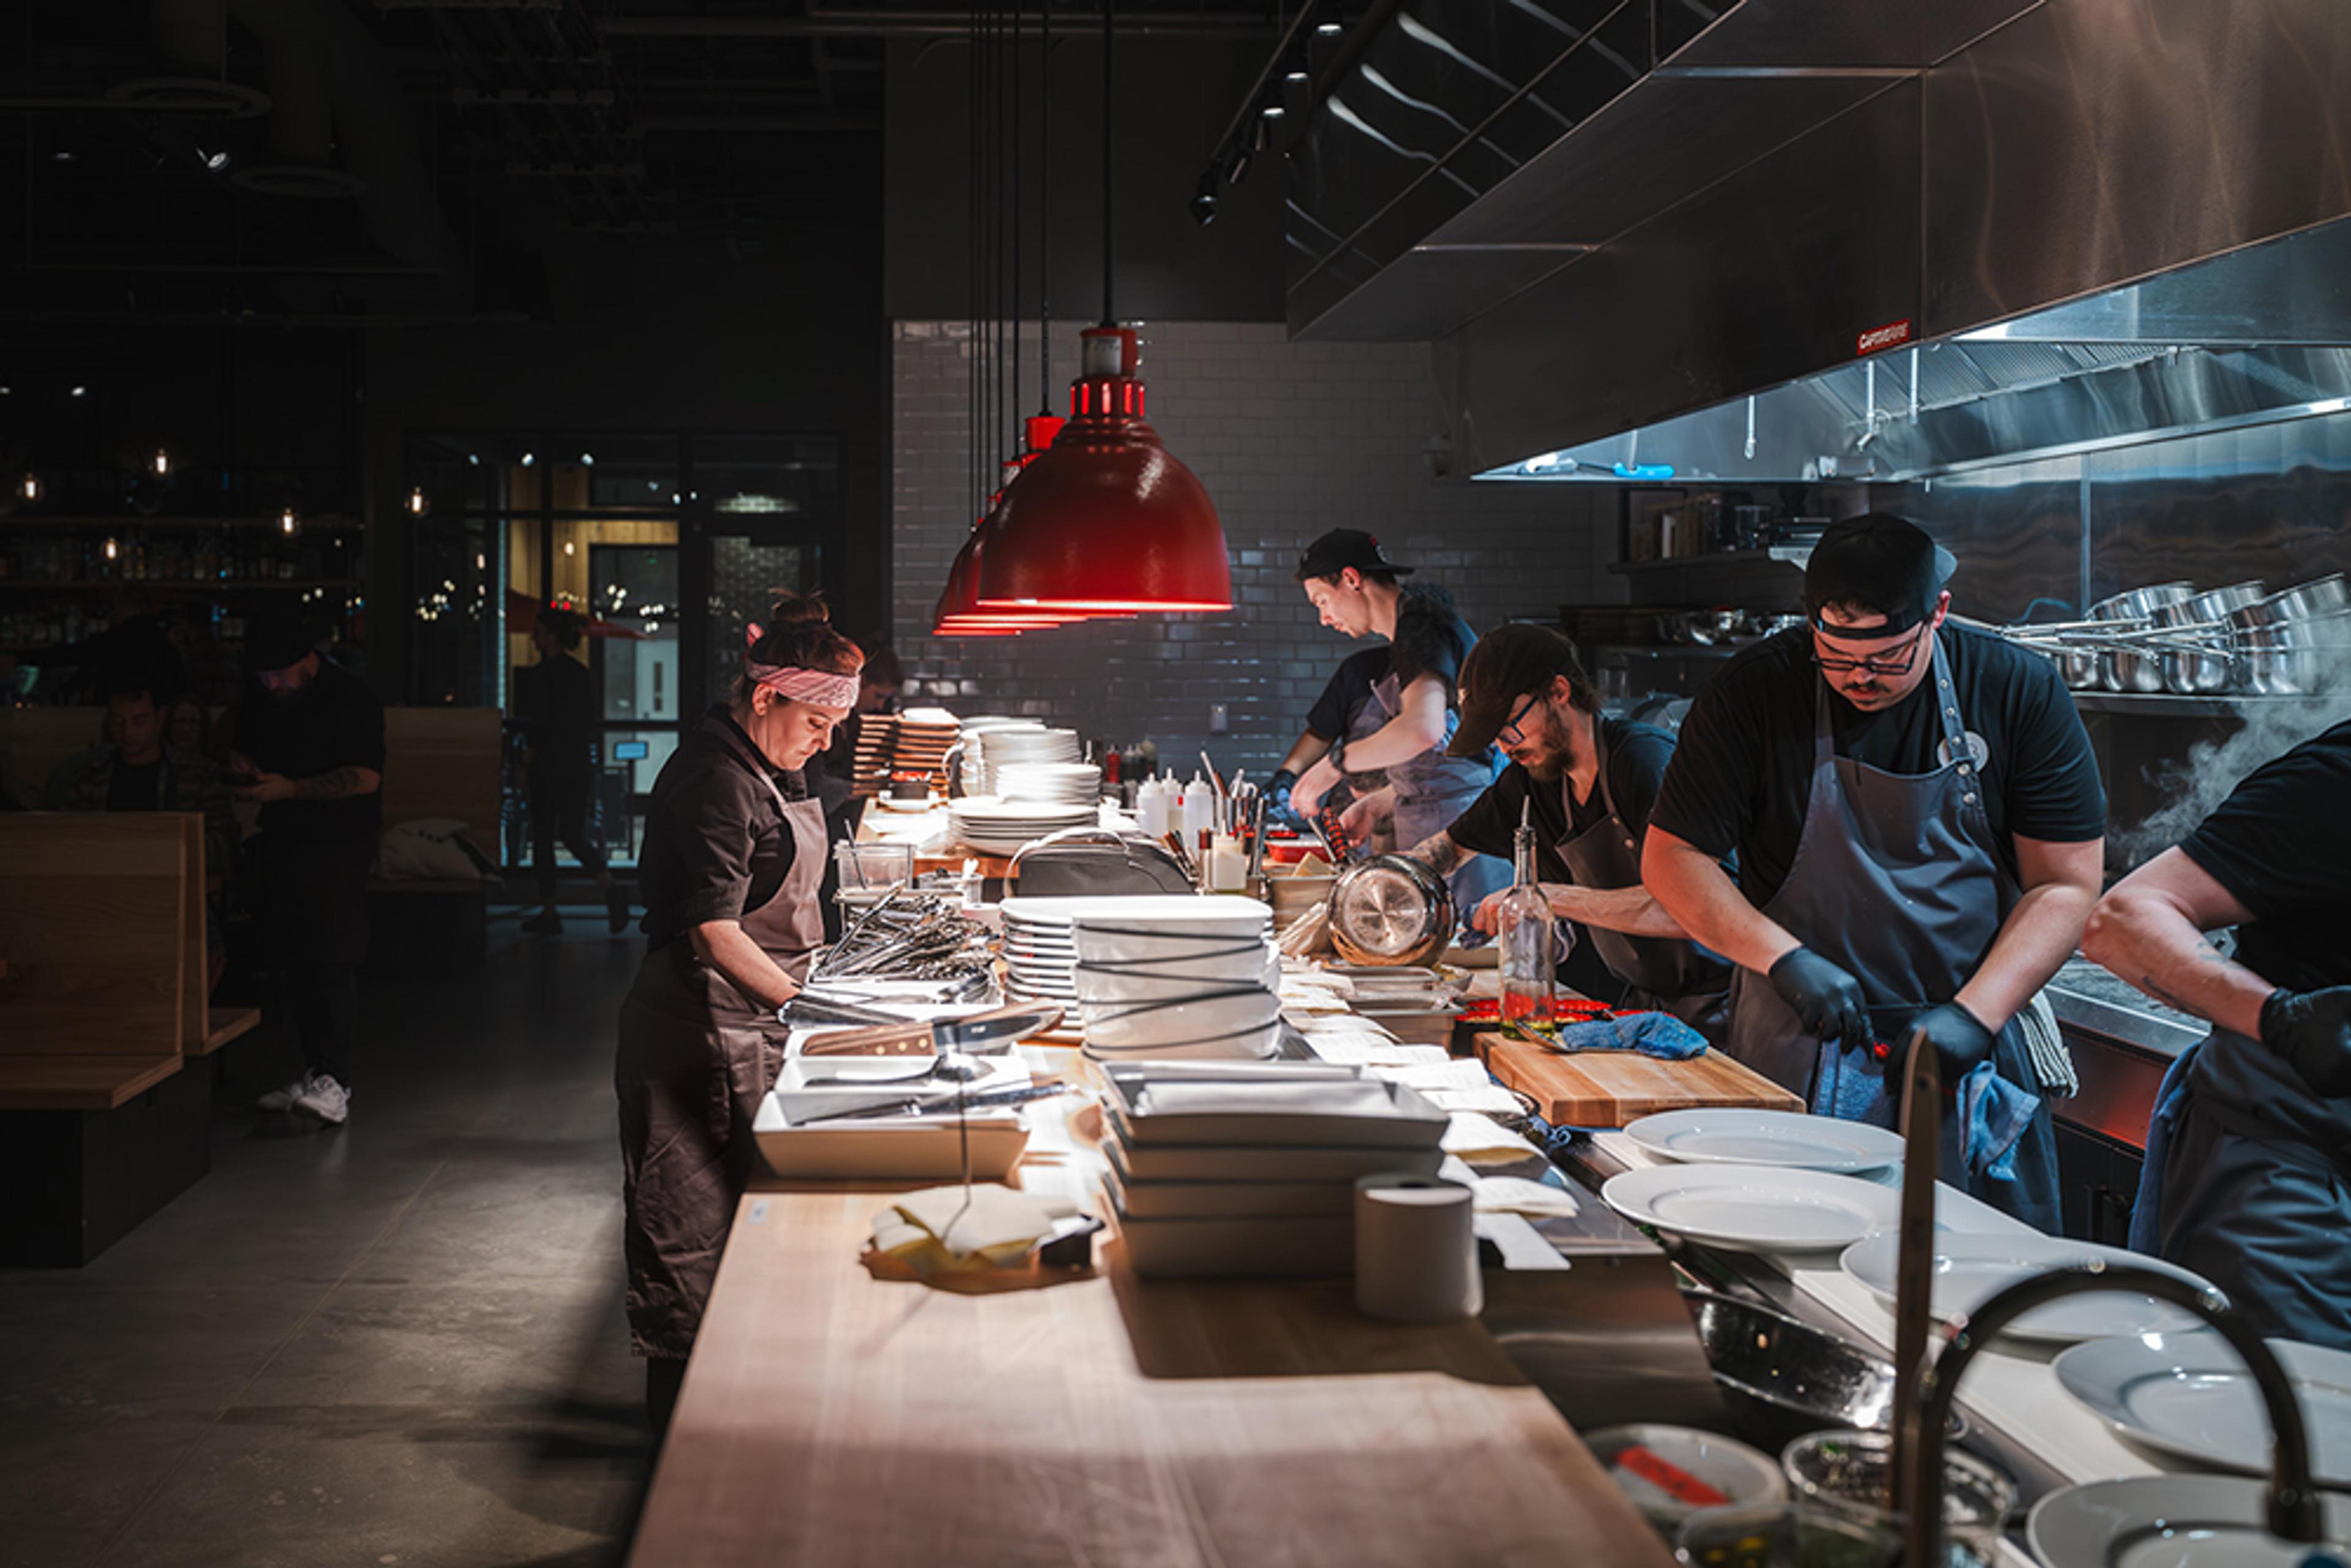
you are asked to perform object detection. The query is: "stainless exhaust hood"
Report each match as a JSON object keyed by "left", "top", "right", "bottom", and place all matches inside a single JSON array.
[{"left": 1283, "top": 0, "right": 2351, "bottom": 482}]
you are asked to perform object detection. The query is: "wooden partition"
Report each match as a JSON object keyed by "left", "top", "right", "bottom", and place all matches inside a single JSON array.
[
  {"left": 0, "top": 707, "right": 109, "bottom": 801},
  {"left": 0, "top": 813, "right": 195, "bottom": 1108},
  {"left": 380, "top": 707, "right": 503, "bottom": 835}
]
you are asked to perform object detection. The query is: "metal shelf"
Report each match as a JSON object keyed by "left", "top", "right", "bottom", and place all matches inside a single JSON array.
[
  {"left": 2071, "top": 691, "right": 2346, "bottom": 718},
  {"left": 1607, "top": 545, "right": 1813, "bottom": 577}
]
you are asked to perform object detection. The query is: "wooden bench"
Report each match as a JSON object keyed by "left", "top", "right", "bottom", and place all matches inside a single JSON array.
[
  {"left": 367, "top": 707, "right": 504, "bottom": 975},
  {"left": 0, "top": 813, "right": 223, "bottom": 1263}
]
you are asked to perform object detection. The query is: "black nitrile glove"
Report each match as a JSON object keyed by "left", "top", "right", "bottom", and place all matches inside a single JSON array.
[
  {"left": 1265, "top": 768, "right": 1306, "bottom": 831},
  {"left": 2259, "top": 986, "right": 2351, "bottom": 1098},
  {"left": 1909, "top": 1001, "right": 1998, "bottom": 1079},
  {"left": 1768, "top": 947, "right": 1871, "bottom": 1055}
]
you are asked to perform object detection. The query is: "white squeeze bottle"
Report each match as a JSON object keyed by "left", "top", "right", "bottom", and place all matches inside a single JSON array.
[
  {"left": 1181, "top": 772, "right": 1214, "bottom": 841},
  {"left": 1138, "top": 776, "right": 1172, "bottom": 837}
]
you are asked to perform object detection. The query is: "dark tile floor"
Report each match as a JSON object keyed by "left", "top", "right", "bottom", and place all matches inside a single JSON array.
[{"left": 0, "top": 911, "right": 654, "bottom": 1568}]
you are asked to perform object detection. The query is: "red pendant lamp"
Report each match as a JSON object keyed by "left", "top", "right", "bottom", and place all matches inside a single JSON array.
[
  {"left": 934, "top": 418, "right": 1083, "bottom": 636},
  {"left": 972, "top": 0, "right": 1231, "bottom": 615}
]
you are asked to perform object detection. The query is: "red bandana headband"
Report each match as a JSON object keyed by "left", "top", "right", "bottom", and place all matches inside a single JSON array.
[{"left": 744, "top": 623, "right": 860, "bottom": 708}]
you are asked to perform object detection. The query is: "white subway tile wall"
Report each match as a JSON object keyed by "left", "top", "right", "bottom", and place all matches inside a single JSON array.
[{"left": 891, "top": 320, "right": 1627, "bottom": 775}]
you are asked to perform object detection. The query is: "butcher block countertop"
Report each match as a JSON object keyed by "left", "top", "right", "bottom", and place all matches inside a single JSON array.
[
  {"left": 1475, "top": 1030, "right": 1802, "bottom": 1127},
  {"left": 628, "top": 1089, "right": 1675, "bottom": 1568}
]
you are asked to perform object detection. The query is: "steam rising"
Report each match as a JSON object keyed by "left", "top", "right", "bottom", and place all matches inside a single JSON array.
[{"left": 2112, "top": 644, "right": 2351, "bottom": 863}]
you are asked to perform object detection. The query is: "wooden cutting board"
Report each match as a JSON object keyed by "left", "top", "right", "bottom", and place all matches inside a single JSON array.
[{"left": 1474, "top": 1031, "right": 1802, "bottom": 1127}]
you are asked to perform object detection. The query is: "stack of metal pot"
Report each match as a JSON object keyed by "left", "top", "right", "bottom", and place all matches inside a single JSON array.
[{"left": 1987, "top": 573, "right": 2350, "bottom": 698}]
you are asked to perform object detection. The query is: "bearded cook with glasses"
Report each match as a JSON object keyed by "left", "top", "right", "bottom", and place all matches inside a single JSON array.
[{"left": 1641, "top": 515, "right": 2107, "bottom": 1228}]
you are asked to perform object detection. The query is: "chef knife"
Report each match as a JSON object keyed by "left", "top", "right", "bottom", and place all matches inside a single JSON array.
[
  {"left": 1889, "top": 1023, "right": 1941, "bottom": 1520},
  {"left": 793, "top": 1080, "right": 1069, "bottom": 1125},
  {"left": 798, "top": 1001, "right": 1065, "bottom": 1058}
]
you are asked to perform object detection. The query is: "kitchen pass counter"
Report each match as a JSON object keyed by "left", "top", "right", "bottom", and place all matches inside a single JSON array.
[{"left": 628, "top": 1051, "right": 1677, "bottom": 1568}]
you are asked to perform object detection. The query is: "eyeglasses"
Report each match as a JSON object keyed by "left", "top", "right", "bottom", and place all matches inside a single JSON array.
[
  {"left": 1812, "top": 621, "right": 1929, "bottom": 678},
  {"left": 1498, "top": 691, "right": 1543, "bottom": 745}
]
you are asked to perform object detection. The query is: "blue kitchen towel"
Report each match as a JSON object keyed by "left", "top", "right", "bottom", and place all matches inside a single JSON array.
[
  {"left": 1809, "top": 1049, "right": 2038, "bottom": 1185},
  {"left": 1548, "top": 1011, "right": 1708, "bottom": 1060},
  {"left": 1955, "top": 1060, "right": 2039, "bottom": 1184}
]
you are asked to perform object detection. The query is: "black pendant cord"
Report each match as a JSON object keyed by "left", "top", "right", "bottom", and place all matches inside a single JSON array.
[
  {"left": 1038, "top": 0, "right": 1053, "bottom": 413},
  {"left": 967, "top": 0, "right": 980, "bottom": 522},
  {"left": 1006, "top": 0, "right": 1015, "bottom": 446},
  {"left": 1100, "top": 0, "right": 1114, "bottom": 328}
]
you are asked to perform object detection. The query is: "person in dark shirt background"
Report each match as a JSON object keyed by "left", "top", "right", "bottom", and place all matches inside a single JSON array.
[
  {"left": 45, "top": 668, "right": 235, "bottom": 885},
  {"left": 225, "top": 612, "right": 386, "bottom": 1129},
  {"left": 1284, "top": 528, "right": 1504, "bottom": 912},
  {"left": 2085, "top": 718, "right": 2351, "bottom": 1351},
  {"left": 516, "top": 607, "right": 627, "bottom": 936}
]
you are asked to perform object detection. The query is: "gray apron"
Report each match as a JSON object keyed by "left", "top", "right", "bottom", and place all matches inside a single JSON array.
[
  {"left": 616, "top": 729, "right": 827, "bottom": 1359},
  {"left": 2131, "top": 1027, "right": 2351, "bottom": 1349},
  {"left": 1327, "top": 679, "right": 1397, "bottom": 852},
  {"left": 1722, "top": 639, "right": 2060, "bottom": 1229},
  {"left": 1370, "top": 669, "right": 1508, "bottom": 912},
  {"left": 1554, "top": 724, "right": 1730, "bottom": 1039}
]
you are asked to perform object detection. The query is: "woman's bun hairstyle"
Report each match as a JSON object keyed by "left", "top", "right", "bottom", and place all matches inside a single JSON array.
[{"left": 737, "top": 590, "right": 863, "bottom": 702}]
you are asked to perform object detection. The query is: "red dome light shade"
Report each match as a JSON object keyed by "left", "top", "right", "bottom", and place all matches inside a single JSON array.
[
  {"left": 973, "top": 327, "right": 1232, "bottom": 614},
  {"left": 932, "top": 418, "right": 1093, "bottom": 636}
]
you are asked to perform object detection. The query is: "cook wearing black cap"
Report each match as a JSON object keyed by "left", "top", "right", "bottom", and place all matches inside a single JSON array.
[
  {"left": 1396, "top": 623, "right": 1731, "bottom": 1033},
  {"left": 222, "top": 611, "right": 386, "bottom": 1129},
  {"left": 1282, "top": 527, "right": 1506, "bottom": 914},
  {"left": 1641, "top": 514, "right": 2105, "bottom": 1228}
]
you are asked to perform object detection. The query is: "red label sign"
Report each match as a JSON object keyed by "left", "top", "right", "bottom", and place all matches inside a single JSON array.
[{"left": 1856, "top": 318, "right": 1913, "bottom": 356}]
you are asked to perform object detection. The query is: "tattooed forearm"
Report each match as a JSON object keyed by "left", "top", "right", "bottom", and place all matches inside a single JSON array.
[
  {"left": 293, "top": 767, "right": 373, "bottom": 801},
  {"left": 1403, "top": 832, "right": 1466, "bottom": 876}
]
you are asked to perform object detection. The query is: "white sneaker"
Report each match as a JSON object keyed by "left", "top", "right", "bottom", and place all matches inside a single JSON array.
[
  {"left": 290, "top": 1073, "right": 350, "bottom": 1127},
  {"left": 256, "top": 1077, "right": 307, "bottom": 1113}
]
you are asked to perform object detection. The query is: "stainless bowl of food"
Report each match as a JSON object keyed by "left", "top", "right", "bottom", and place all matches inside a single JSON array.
[
  {"left": 2087, "top": 582, "right": 2193, "bottom": 623},
  {"left": 2102, "top": 646, "right": 2167, "bottom": 694},
  {"left": 2238, "top": 608, "right": 2351, "bottom": 696},
  {"left": 1681, "top": 1289, "right": 1964, "bottom": 1453},
  {"left": 2227, "top": 573, "right": 2350, "bottom": 632}
]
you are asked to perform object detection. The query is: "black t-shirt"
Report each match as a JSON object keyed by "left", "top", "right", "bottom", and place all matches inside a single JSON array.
[
  {"left": 1651, "top": 623, "right": 2105, "bottom": 907},
  {"left": 1389, "top": 581, "right": 1475, "bottom": 703},
  {"left": 639, "top": 710, "right": 808, "bottom": 951},
  {"left": 231, "top": 659, "right": 388, "bottom": 846},
  {"left": 517, "top": 654, "right": 598, "bottom": 776},
  {"left": 2180, "top": 718, "right": 2351, "bottom": 996},
  {"left": 1447, "top": 718, "right": 1677, "bottom": 880},
  {"left": 106, "top": 757, "right": 163, "bottom": 812},
  {"left": 1305, "top": 647, "right": 1391, "bottom": 741}
]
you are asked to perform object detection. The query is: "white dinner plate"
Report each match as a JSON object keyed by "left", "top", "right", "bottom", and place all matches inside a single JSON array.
[
  {"left": 1599, "top": 1165, "right": 1906, "bottom": 1253},
  {"left": 2054, "top": 1332, "right": 2351, "bottom": 1485},
  {"left": 1623, "top": 1108, "right": 1907, "bottom": 1173},
  {"left": 1838, "top": 1232, "right": 2218, "bottom": 1344},
  {"left": 2027, "top": 1475, "right": 2351, "bottom": 1568}
]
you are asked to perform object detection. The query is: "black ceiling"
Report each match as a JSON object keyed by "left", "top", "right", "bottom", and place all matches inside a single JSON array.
[{"left": 0, "top": 1, "right": 1281, "bottom": 323}]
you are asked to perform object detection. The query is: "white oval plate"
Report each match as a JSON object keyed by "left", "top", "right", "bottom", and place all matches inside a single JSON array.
[
  {"left": 1624, "top": 1108, "right": 1907, "bottom": 1173},
  {"left": 2028, "top": 1475, "right": 2351, "bottom": 1568},
  {"left": 1599, "top": 1165, "right": 1904, "bottom": 1253},
  {"left": 1838, "top": 1232, "right": 2219, "bottom": 1344},
  {"left": 2053, "top": 1332, "right": 2351, "bottom": 1486}
]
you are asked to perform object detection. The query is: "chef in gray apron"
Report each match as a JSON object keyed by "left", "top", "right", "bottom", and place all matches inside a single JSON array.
[
  {"left": 1267, "top": 645, "right": 1395, "bottom": 846},
  {"left": 617, "top": 605, "right": 861, "bottom": 1433},
  {"left": 2083, "top": 718, "right": 2351, "bottom": 1350},
  {"left": 1287, "top": 528, "right": 1505, "bottom": 910},
  {"left": 1417, "top": 621, "right": 1729, "bottom": 1030},
  {"left": 1644, "top": 517, "right": 2107, "bottom": 1231}
]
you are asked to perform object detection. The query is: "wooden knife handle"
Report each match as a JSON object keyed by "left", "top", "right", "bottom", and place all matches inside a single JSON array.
[{"left": 798, "top": 1019, "right": 938, "bottom": 1057}]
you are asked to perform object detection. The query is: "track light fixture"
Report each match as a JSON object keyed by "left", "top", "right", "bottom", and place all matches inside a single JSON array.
[{"left": 1190, "top": 170, "right": 1219, "bottom": 226}]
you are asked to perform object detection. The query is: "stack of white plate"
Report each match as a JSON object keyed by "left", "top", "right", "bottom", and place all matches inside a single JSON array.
[
  {"left": 996, "top": 761, "right": 1101, "bottom": 806},
  {"left": 891, "top": 707, "right": 961, "bottom": 782},
  {"left": 954, "top": 718, "right": 1040, "bottom": 793},
  {"left": 849, "top": 714, "right": 898, "bottom": 799},
  {"left": 948, "top": 796, "right": 1099, "bottom": 855},
  {"left": 1070, "top": 898, "right": 1278, "bottom": 1060},
  {"left": 966, "top": 726, "right": 1082, "bottom": 795}
]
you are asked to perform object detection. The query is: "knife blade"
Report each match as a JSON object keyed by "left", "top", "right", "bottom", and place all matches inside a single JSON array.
[
  {"left": 1889, "top": 1023, "right": 1942, "bottom": 1520},
  {"left": 798, "top": 1001, "right": 1065, "bottom": 1058},
  {"left": 794, "top": 1080, "right": 1068, "bottom": 1125}
]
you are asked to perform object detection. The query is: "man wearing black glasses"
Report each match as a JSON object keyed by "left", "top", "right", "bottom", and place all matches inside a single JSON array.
[{"left": 1643, "top": 514, "right": 2105, "bottom": 1228}]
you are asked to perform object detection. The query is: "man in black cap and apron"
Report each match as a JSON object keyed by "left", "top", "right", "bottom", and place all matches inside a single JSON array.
[
  {"left": 229, "top": 612, "right": 386, "bottom": 1130},
  {"left": 1286, "top": 528, "right": 1505, "bottom": 912},
  {"left": 2083, "top": 719, "right": 2351, "bottom": 1349},
  {"left": 1398, "top": 622, "right": 1730, "bottom": 1032},
  {"left": 1643, "top": 514, "right": 2105, "bottom": 1228},
  {"left": 616, "top": 596, "right": 859, "bottom": 1435},
  {"left": 1266, "top": 645, "right": 1395, "bottom": 841}
]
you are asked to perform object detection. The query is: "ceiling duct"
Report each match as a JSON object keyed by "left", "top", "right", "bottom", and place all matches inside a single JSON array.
[{"left": 1282, "top": 0, "right": 2351, "bottom": 480}]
